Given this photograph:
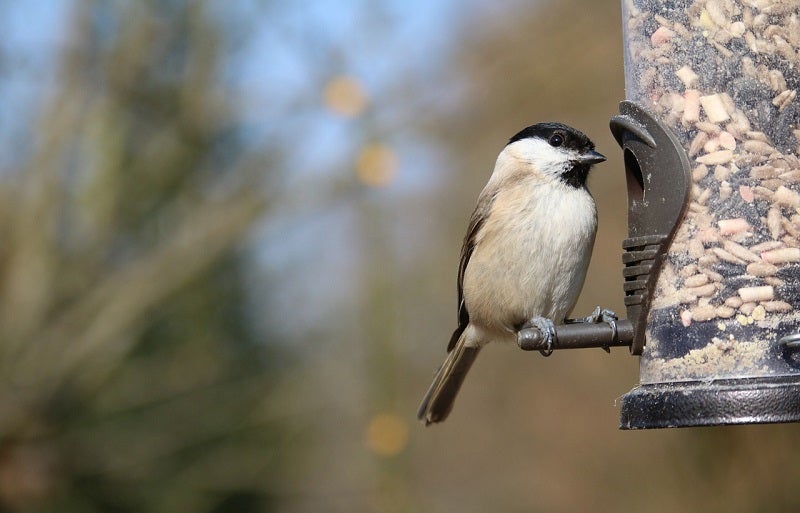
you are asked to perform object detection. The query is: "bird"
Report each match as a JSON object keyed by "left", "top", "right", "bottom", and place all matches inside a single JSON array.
[{"left": 417, "top": 122, "right": 609, "bottom": 425}]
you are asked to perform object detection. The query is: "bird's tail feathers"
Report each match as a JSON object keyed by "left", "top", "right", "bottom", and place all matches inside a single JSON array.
[{"left": 417, "top": 334, "right": 480, "bottom": 425}]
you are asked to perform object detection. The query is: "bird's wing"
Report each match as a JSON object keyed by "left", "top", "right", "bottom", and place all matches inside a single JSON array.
[{"left": 447, "top": 189, "right": 497, "bottom": 351}]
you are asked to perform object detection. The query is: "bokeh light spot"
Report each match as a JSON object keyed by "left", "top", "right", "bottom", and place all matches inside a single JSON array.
[
  {"left": 365, "top": 413, "right": 408, "bottom": 457},
  {"left": 356, "top": 143, "right": 397, "bottom": 187},
  {"left": 323, "top": 75, "right": 367, "bottom": 118}
]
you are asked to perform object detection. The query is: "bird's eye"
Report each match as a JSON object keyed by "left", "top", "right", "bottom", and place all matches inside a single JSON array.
[{"left": 549, "top": 133, "right": 564, "bottom": 147}]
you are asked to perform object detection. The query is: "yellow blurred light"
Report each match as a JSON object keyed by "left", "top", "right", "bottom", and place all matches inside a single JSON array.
[
  {"left": 323, "top": 75, "right": 367, "bottom": 117},
  {"left": 356, "top": 143, "right": 398, "bottom": 187},
  {"left": 365, "top": 413, "right": 408, "bottom": 457}
]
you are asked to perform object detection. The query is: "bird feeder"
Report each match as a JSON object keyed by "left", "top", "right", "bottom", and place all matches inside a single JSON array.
[
  {"left": 616, "top": 0, "right": 800, "bottom": 429},
  {"left": 518, "top": 0, "right": 800, "bottom": 428}
]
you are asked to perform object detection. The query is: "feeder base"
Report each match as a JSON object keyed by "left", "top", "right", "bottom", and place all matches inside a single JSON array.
[{"left": 620, "top": 376, "right": 800, "bottom": 429}]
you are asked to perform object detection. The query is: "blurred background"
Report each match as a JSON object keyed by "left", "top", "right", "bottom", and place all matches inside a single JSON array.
[{"left": 0, "top": 0, "right": 799, "bottom": 512}]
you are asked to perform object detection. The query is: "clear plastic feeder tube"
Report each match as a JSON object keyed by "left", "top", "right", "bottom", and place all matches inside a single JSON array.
[{"left": 622, "top": 0, "right": 800, "bottom": 383}]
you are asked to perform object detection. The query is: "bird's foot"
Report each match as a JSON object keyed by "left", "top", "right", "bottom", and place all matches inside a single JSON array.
[
  {"left": 521, "top": 316, "right": 557, "bottom": 357},
  {"left": 567, "top": 306, "right": 618, "bottom": 353}
]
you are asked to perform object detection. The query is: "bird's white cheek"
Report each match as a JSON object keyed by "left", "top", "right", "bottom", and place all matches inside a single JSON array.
[{"left": 507, "top": 138, "right": 577, "bottom": 178}]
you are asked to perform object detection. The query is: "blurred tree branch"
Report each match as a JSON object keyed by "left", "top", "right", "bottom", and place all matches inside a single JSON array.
[{"left": 0, "top": 2, "right": 291, "bottom": 512}]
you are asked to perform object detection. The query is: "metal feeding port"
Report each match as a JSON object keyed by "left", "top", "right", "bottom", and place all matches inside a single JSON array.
[{"left": 611, "top": 101, "right": 693, "bottom": 357}]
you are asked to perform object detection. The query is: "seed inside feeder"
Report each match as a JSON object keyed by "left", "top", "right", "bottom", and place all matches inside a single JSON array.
[{"left": 624, "top": 0, "right": 800, "bottom": 383}]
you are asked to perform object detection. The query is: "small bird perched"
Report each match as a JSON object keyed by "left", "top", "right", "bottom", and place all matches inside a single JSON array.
[{"left": 418, "top": 122, "right": 609, "bottom": 425}]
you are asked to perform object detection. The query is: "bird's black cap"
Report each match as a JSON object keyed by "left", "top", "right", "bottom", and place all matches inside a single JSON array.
[{"left": 507, "top": 122, "right": 596, "bottom": 154}]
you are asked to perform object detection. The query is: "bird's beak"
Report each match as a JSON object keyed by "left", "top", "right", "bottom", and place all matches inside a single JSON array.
[{"left": 577, "top": 149, "right": 606, "bottom": 165}]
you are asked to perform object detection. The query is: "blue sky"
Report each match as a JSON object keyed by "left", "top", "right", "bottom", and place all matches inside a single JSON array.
[{"left": 0, "top": 0, "right": 73, "bottom": 168}]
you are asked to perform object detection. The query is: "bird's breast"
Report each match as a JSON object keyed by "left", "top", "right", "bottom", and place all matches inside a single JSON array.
[{"left": 463, "top": 181, "right": 597, "bottom": 335}]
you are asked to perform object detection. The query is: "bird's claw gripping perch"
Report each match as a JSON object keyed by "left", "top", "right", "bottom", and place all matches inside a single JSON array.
[
  {"left": 570, "top": 306, "right": 619, "bottom": 353},
  {"left": 520, "top": 316, "right": 557, "bottom": 357},
  {"left": 585, "top": 306, "right": 618, "bottom": 352}
]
